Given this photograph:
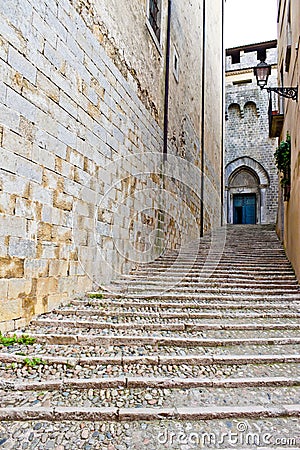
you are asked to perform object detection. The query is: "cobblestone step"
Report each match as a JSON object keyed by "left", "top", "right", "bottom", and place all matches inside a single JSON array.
[
  {"left": 9, "top": 331, "right": 300, "bottom": 348},
  {"left": 115, "top": 287, "right": 300, "bottom": 296},
  {"left": 0, "top": 418, "right": 299, "bottom": 449},
  {"left": 29, "top": 318, "right": 300, "bottom": 334},
  {"left": 2, "top": 351, "right": 300, "bottom": 366},
  {"left": 1, "top": 224, "right": 300, "bottom": 443},
  {"left": 79, "top": 297, "right": 300, "bottom": 308},
  {"left": 49, "top": 308, "right": 300, "bottom": 323},
  {"left": 1, "top": 381, "right": 300, "bottom": 411},
  {"left": 1, "top": 359, "right": 300, "bottom": 382},
  {"left": 0, "top": 404, "right": 299, "bottom": 422}
]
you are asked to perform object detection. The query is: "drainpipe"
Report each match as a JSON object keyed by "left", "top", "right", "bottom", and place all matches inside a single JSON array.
[
  {"left": 163, "top": 0, "right": 172, "bottom": 162},
  {"left": 200, "top": 0, "right": 206, "bottom": 237}
]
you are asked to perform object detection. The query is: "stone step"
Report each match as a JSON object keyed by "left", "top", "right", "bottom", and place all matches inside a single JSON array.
[
  {"left": 111, "top": 280, "right": 299, "bottom": 290},
  {"left": 2, "top": 351, "right": 300, "bottom": 367},
  {"left": 114, "top": 287, "right": 300, "bottom": 296},
  {"left": 122, "top": 275, "right": 299, "bottom": 282},
  {"left": 0, "top": 404, "right": 298, "bottom": 422},
  {"left": 2, "top": 354, "right": 300, "bottom": 383},
  {"left": 1, "top": 381, "right": 299, "bottom": 412},
  {"left": 49, "top": 309, "right": 300, "bottom": 324},
  {"left": 118, "top": 275, "right": 299, "bottom": 284},
  {"left": 30, "top": 318, "right": 300, "bottom": 333},
  {"left": 97, "top": 292, "right": 300, "bottom": 301},
  {"left": 1, "top": 224, "right": 299, "bottom": 446},
  {"left": 1, "top": 417, "right": 299, "bottom": 449},
  {"left": 2, "top": 375, "right": 299, "bottom": 392},
  {"left": 76, "top": 298, "right": 300, "bottom": 311},
  {"left": 9, "top": 331, "right": 300, "bottom": 348},
  {"left": 23, "top": 326, "right": 300, "bottom": 343}
]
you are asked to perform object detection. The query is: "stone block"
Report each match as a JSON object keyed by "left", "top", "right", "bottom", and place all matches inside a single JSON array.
[
  {"left": 57, "top": 123, "right": 77, "bottom": 148},
  {"left": 8, "top": 278, "right": 32, "bottom": 300},
  {"left": 40, "top": 242, "right": 59, "bottom": 259},
  {"left": 49, "top": 260, "right": 68, "bottom": 277},
  {"left": 34, "top": 295, "right": 47, "bottom": 315},
  {"left": 36, "top": 276, "right": 58, "bottom": 298},
  {"left": 30, "top": 182, "right": 53, "bottom": 205},
  {"left": 59, "top": 91, "right": 78, "bottom": 119},
  {"left": 0, "top": 214, "right": 26, "bottom": 238},
  {"left": 0, "top": 257, "right": 24, "bottom": 278},
  {"left": 36, "top": 109, "right": 58, "bottom": 137},
  {"left": 2, "top": 128, "right": 32, "bottom": 159},
  {"left": 0, "top": 103, "right": 20, "bottom": 131},
  {"left": 0, "top": 11, "right": 26, "bottom": 52},
  {"left": 9, "top": 237, "right": 36, "bottom": 258},
  {"left": 53, "top": 192, "right": 73, "bottom": 212},
  {"left": 76, "top": 275, "right": 92, "bottom": 293},
  {"left": 6, "top": 86, "right": 36, "bottom": 122},
  {"left": 47, "top": 292, "right": 68, "bottom": 310},
  {"left": 37, "top": 222, "right": 52, "bottom": 241},
  {"left": 52, "top": 225, "right": 72, "bottom": 243},
  {"left": 32, "top": 11, "right": 57, "bottom": 48},
  {"left": 24, "top": 259, "right": 49, "bottom": 278},
  {"left": 69, "top": 148, "right": 84, "bottom": 169},
  {"left": 0, "top": 298, "right": 22, "bottom": 321},
  {"left": 43, "top": 41, "right": 63, "bottom": 70},
  {"left": 0, "top": 279, "right": 8, "bottom": 298},
  {"left": 0, "top": 192, "right": 15, "bottom": 215},
  {"left": 0, "top": 319, "right": 15, "bottom": 333},
  {"left": 8, "top": 46, "right": 37, "bottom": 84}
]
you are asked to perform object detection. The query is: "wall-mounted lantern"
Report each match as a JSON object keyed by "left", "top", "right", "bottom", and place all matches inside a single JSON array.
[{"left": 254, "top": 60, "right": 298, "bottom": 101}]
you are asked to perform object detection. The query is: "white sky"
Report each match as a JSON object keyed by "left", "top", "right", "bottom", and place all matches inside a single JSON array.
[{"left": 225, "top": 0, "right": 278, "bottom": 49}]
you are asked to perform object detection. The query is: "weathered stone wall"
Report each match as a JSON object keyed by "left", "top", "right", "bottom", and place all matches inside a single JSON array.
[
  {"left": 277, "top": 0, "right": 300, "bottom": 282},
  {"left": 0, "top": 0, "right": 224, "bottom": 330},
  {"left": 225, "top": 45, "right": 278, "bottom": 224}
]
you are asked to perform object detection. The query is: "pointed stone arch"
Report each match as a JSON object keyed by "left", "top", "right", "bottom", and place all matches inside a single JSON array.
[{"left": 225, "top": 157, "right": 270, "bottom": 224}]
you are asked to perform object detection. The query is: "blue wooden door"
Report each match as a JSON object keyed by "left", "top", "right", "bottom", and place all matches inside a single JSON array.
[{"left": 233, "top": 194, "right": 256, "bottom": 224}]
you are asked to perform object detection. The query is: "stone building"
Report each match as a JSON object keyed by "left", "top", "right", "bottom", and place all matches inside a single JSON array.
[
  {"left": 0, "top": 0, "right": 224, "bottom": 330},
  {"left": 225, "top": 41, "right": 279, "bottom": 224},
  {"left": 276, "top": 0, "right": 300, "bottom": 282}
]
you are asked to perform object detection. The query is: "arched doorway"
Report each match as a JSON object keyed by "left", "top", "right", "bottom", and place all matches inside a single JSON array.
[{"left": 225, "top": 157, "right": 270, "bottom": 224}]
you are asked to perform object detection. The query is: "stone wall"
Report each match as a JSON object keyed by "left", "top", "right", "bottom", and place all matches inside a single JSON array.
[
  {"left": 277, "top": 0, "right": 300, "bottom": 282},
  {"left": 225, "top": 44, "right": 278, "bottom": 224},
  {"left": 0, "top": 0, "right": 224, "bottom": 330}
]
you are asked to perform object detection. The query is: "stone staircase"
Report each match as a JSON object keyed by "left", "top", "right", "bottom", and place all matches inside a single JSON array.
[{"left": 0, "top": 224, "right": 300, "bottom": 449}]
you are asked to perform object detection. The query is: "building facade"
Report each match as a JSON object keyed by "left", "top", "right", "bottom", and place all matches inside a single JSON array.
[
  {"left": 0, "top": 0, "right": 224, "bottom": 330},
  {"left": 276, "top": 0, "right": 300, "bottom": 282},
  {"left": 225, "top": 41, "right": 278, "bottom": 225}
]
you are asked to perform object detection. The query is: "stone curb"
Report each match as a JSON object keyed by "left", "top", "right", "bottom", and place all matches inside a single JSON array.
[
  {"left": 0, "top": 405, "right": 299, "bottom": 422},
  {"left": 31, "top": 318, "right": 300, "bottom": 332},
  {"left": 77, "top": 299, "right": 300, "bottom": 310},
  {"left": 8, "top": 333, "right": 300, "bottom": 347},
  {"left": 84, "top": 293, "right": 300, "bottom": 302},
  {"left": 1, "top": 351, "right": 300, "bottom": 367},
  {"left": 1, "top": 376, "right": 299, "bottom": 391},
  {"left": 59, "top": 307, "right": 300, "bottom": 320}
]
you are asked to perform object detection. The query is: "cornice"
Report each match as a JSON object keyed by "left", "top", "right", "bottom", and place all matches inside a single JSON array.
[{"left": 226, "top": 64, "right": 277, "bottom": 77}]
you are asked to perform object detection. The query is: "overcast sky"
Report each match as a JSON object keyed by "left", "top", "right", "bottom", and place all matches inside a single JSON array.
[{"left": 225, "top": 0, "right": 278, "bottom": 49}]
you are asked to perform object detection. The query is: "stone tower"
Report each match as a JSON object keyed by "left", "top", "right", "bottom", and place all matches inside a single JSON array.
[{"left": 225, "top": 40, "right": 278, "bottom": 224}]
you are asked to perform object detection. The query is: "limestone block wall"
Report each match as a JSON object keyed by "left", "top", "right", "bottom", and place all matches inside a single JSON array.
[
  {"left": 0, "top": 0, "right": 224, "bottom": 330},
  {"left": 225, "top": 45, "right": 279, "bottom": 223}
]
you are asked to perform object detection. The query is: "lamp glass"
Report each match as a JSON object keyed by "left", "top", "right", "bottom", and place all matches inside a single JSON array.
[{"left": 254, "top": 62, "right": 272, "bottom": 89}]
